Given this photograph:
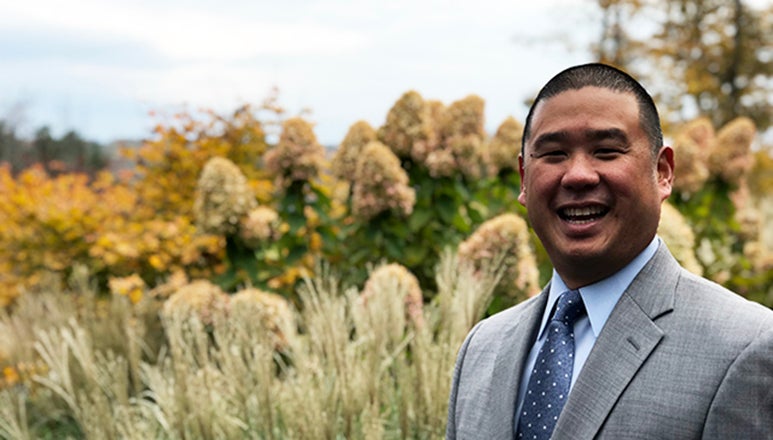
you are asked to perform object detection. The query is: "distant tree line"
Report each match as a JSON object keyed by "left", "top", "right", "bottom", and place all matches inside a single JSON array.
[{"left": 0, "top": 120, "right": 108, "bottom": 175}]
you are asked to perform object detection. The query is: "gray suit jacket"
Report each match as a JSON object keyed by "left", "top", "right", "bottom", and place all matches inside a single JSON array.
[{"left": 446, "top": 243, "right": 773, "bottom": 439}]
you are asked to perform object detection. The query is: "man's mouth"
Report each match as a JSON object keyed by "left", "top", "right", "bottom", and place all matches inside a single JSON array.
[{"left": 558, "top": 206, "right": 609, "bottom": 224}]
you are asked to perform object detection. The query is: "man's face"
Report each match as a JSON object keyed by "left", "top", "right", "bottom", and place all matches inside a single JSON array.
[{"left": 518, "top": 86, "right": 674, "bottom": 288}]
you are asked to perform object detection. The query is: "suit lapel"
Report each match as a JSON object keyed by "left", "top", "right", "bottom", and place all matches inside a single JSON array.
[
  {"left": 552, "top": 244, "right": 680, "bottom": 439},
  {"left": 478, "top": 290, "right": 548, "bottom": 438}
]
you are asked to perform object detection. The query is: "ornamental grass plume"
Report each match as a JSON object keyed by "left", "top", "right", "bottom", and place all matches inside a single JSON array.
[
  {"left": 194, "top": 157, "right": 257, "bottom": 236},
  {"left": 1, "top": 251, "right": 509, "bottom": 438},
  {"left": 351, "top": 141, "right": 416, "bottom": 220},
  {"left": 108, "top": 274, "right": 146, "bottom": 305},
  {"left": 378, "top": 90, "right": 438, "bottom": 161},
  {"left": 148, "top": 269, "right": 189, "bottom": 300},
  {"left": 264, "top": 117, "right": 326, "bottom": 188},
  {"left": 229, "top": 287, "right": 296, "bottom": 350},
  {"left": 458, "top": 213, "right": 540, "bottom": 299},
  {"left": 672, "top": 133, "right": 710, "bottom": 195},
  {"left": 332, "top": 120, "right": 378, "bottom": 180},
  {"left": 486, "top": 116, "right": 523, "bottom": 175},
  {"left": 360, "top": 263, "right": 424, "bottom": 329},
  {"left": 658, "top": 202, "right": 703, "bottom": 275},
  {"left": 708, "top": 117, "right": 756, "bottom": 186},
  {"left": 238, "top": 206, "right": 283, "bottom": 247},
  {"left": 162, "top": 279, "right": 229, "bottom": 326}
]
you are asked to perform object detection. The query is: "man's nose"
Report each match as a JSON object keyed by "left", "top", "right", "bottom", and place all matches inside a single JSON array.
[{"left": 560, "top": 155, "right": 600, "bottom": 190}]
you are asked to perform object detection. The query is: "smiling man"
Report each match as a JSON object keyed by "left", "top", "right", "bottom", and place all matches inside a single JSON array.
[{"left": 446, "top": 63, "right": 773, "bottom": 439}]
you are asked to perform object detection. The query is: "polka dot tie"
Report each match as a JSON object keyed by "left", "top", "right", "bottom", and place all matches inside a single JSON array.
[{"left": 516, "top": 289, "right": 585, "bottom": 440}]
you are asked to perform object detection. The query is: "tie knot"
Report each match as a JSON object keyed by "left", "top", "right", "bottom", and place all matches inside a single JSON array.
[{"left": 551, "top": 289, "right": 585, "bottom": 325}]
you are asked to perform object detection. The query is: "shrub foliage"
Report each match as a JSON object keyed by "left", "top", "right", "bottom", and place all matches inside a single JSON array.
[{"left": 0, "top": 92, "right": 771, "bottom": 437}]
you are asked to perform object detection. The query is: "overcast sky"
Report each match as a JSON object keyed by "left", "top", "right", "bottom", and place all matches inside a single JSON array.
[{"left": 1, "top": 0, "right": 604, "bottom": 145}]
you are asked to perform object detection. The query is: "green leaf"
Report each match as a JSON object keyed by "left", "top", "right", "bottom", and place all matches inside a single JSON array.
[
  {"left": 384, "top": 239, "right": 402, "bottom": 259},
  {"left": 409, "top": 207, "right": 433, "bottom": 232},
  {"left": 454, "top": 178, "right": 471, "bottom": 200},
  {"left": 350, "top": 247, "right": 374, "bottom": 265},
  {"left": 318, "top": 226, "right": 338, "bottom": 244},
  {"left": 262, "top": 247, "right": 281, "bottom": 262},
  {"left": 452, "top": 209, "right": 471, "bottom": 233},
  {"left": 388, "top": 220, "right": 410, "bottom": 239},
  {"left": 287, "top": 212, "right": 306, "bottom": 234},
  {"left": 468, "top": 201, "right": 487, "bottom": 224},
  {"left": 309, "top": 184, "right": 331, "bottom": 202},
  {"left": 281, "top": 189, "right": 303, "bottom": 210},
  {"left": 437, "top": 196, "right": 457, "bottom": 224},
  {"left": 286, "top": 244, "right": 307, "bottom": 264},
  {"left": 404, "top": 244, "right": 429, "bottom": 266}
]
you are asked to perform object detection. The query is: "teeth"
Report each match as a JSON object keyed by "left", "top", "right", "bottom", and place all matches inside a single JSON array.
[
  {"left": 563, "top": 206, "right": 604, "bottom": 217},
  {"left": 559, "top": 206, "right": 607, "bottom": 224}
]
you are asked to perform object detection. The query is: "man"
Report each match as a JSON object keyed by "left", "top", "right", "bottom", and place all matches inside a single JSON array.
[{"left": 446, "top": 63, "right": 773, "bottom": 439}]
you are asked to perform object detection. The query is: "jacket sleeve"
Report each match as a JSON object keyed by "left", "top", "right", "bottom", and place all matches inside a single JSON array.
[{"left": 702, "top": 326, "right": 773, "bottom": 439}]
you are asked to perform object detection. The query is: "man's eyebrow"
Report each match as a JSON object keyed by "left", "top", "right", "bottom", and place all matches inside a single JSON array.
[
  {"left": 587, "top": 128, "right": 629, "bottom": 145},
  {"left": 532, "top": 128, "right": 629, "bottom": 148},
  {"left": 532, "top": 131, "right": 570, "bottom": 148}
]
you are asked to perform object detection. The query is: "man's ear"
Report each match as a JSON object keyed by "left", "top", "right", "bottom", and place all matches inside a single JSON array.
[
  {"left": 656, "top": 146, "right": 674, "bottom": 202},
  {"left": 518, "top": 154, "right": 527, "bottom": 206}
]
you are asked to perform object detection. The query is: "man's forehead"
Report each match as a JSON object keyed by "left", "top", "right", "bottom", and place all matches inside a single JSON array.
[
  {"left": 536, "top": 86, "right": 636, "bottom": 109},
  {"left": 528, "top": 87, "right": 639, "bottom": 131}
]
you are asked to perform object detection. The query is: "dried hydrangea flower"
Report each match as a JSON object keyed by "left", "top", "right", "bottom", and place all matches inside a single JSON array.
[
  {"left": 378, "top": 90, "right": 438, "bottom": 160},
  {"left": 331, "top": 120, "right": 378, "bottom": 181},
  {"left": 658, "top": 203, "right": 703, "bottom": 275},
  {"left": 360, "top": 263, "right": 424, "bottom": 328},
  {"left": 708, "top": 117, "right": 756, "bottom": 186},
  {"left": 426, "top": 95, "right": 486, "bottom": 179},
  {"left": 730, "top": 181, "right": 761, "bottom": 241},
  {"left": 239, "top": 206, "right": 283, "bottom": 247},
  {"left": 264, "top": 117, "right": 326, "bottom": 188},
  {"left": 680, "top": 117, "right": 715, "bottom": 152},
  {"left": 447, "top": 134, "right": 483, "bottom": 179},
  {"left": 743, "top": 241, "right": 772, "bottom": 274},
  {"left": 352, "top": 141, "right": 416, "bottom": 220},
  {"left": 230, "top": 287, "right": 295, "bottom": 350},
  {"left": 162, "top": 279, "right": 229, "bottom": 326},
  {"left": 425, "top": 148, "right": 457, "bottom": 178},
  {"left": 458, "top": 213, "right": 540, "bottom": 298},
  {"left": 425, "top": 99, "right": 447, "bottom": 154},
  {"left": 441, "top": 94, "right": 486, "bottom": 139},
  {"left": 672, "top": 133, "right": 709, "bottom": 195},
  {"left": 486, "top": 117, "right": 523, "bottom": 175},
  {"left": 194, "top": 157, "right": 257, "bottom": 236}
]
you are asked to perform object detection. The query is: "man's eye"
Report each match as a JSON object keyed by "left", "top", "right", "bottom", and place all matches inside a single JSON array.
[
  {"left": 595, "top": 148, "right": 622, "bottom": 158},
  {"left": 538, "top": 150, "right": 566, "bottom": 158}
]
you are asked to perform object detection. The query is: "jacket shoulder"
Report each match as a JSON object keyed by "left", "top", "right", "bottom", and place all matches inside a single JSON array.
[{"left": 674, "top": 269, "right": 773, "bottom": 336}]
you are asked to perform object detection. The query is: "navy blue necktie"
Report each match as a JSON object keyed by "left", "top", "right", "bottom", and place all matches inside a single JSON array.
[{"left": 516, "top": 289, "right": 585, "bottom": 440}]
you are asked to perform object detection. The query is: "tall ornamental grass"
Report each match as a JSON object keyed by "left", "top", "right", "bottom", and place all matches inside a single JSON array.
[{"left": 0, "top": 252, "right": 503, "bottom": 439}]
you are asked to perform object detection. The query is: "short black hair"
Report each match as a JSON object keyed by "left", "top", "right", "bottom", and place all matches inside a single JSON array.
[{"left": 521, "top": 63, "right": 663, "bottom": 157}]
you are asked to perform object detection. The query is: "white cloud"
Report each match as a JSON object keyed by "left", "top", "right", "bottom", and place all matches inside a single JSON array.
[
  {"left": 1, "top": 0, "right": 370, "bottom": 61},
  {"left": 0, "top": 0, "right": 596, "bottom": 143}
]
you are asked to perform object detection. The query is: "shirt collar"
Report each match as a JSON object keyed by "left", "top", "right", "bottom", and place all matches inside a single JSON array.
[{"left": 538, "top": 236, "right": 660, "bottom": 340}]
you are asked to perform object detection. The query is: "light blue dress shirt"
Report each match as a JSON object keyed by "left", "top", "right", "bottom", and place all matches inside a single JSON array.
[{"left": 514, "top": 236, "right": 660, "bottom": 425}]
